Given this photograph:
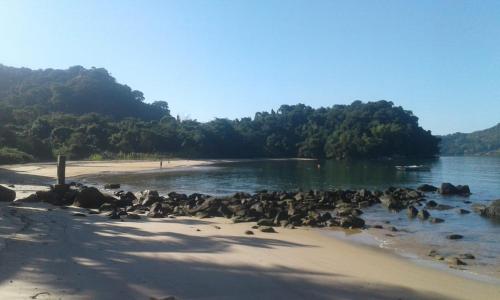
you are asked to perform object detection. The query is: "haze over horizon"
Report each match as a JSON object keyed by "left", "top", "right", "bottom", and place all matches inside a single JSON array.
[{"left": 1, "top": 0, "right": 499, "bottom": 135}]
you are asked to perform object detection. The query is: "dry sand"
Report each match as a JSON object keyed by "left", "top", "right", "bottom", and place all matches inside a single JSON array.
[
  {"left": 1, "top": 159, "right": 215, "bottom": 181},
  {"left": 0, "top": 161, "right": 499, "bottom": 299}
]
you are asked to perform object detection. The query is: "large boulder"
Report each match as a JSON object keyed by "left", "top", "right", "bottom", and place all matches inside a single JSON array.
[
  {"left": 73, "top": 187, "right": 106, "bottom": 208},
  {"left": 0, "top": 185, "right": 16, "bottom": 202},
  {"left": 439, "top": 183, "right": 470, "bottom": 196}
]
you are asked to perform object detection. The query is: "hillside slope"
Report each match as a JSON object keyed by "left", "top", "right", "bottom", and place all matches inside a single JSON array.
[
  {"left": 440, "top": 123, "right": 500, "bottom": 156},
  {"left": 0, "top": 64, "right": 168, "bottom": 120}
]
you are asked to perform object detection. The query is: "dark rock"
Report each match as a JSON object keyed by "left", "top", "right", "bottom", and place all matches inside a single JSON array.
[
  {"left": 379, "top": 194, "right": 402, "bottom": 210},
  {"left": 188, "top": 197, "right": 221, "bottom": 216},
  {"left": 407, "top": 205, "right": 418, "bottom": 218},
  {"left": 417, "top": 209, "right": 430, "bottom": 220},
  {"left": 439, "top": 183, "right": 470, "bottom": 196},
  {"left": 426, "top": 200, "right": 438, "bottom": 208},
  {"left": 260, "top": 226, "right": 276, "bottom": 233},
  {"left": 457, "top": 208, "right": 470, "bottom": 214},
  {"left": 447, "top": 234, "right": 463, "bottom": 240},
  {"left": 429, "top": 217, "right": 445, "bottom": 224},
  {"left": 104, "top": 183, "right": 121, "bottom": 189},
  {"left": 456, "top": 185, "right": 471, "bottom": 195},
  {"left": 140, "top": 190, "right": 161, "bottom": 207},
  {"left": 417, "top": 184, "right": 438, "bottom": 192},
  {"left": 458, "top": 253, "right": 475, "bottom": 259},
  {"left": 273, "top": 210, "right": 289, "bottom": 225},
  {"left": 244, "top": 230, "right": 254, "bottom": 235},
  {"left": 372, "top": 224, "right": 384, "bottom": 229},
  {"left": 338, "top": 216, "right": 365, "bottom": 229},
  {"left": 148, "top": 202, "right": 168, "bottom": 218},
  {"left": 73, "top": 187, "right": 106, "bottom": 208},
  {"left": 428, "top": 249, "right": 438, "bottom": 257},
  {"left": 389, "top": 226, "right": 399, "bottom": 232}
]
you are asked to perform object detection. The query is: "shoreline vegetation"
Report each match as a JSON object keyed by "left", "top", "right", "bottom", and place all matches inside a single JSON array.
[
  {"left": 1, "top": 160, "right": 500, "bottom": 299},
  {"left": 1, "top": 65, "right": 440, "bottom": 165}
]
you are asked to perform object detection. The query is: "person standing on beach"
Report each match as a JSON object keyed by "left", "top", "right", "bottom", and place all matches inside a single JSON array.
[{"left": 160, "top": 160, "right": 163, "bottom": 168}]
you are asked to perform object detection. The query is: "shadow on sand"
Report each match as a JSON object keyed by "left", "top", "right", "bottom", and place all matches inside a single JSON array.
[
  {"left": 0, "top": 204, "right": 454, "bottom": 300},
  {"left": 0, "top": 167, "right": 53, "bottom": 185}
]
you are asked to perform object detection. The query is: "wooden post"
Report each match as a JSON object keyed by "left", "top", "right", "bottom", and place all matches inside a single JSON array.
[{"left": 57, "top": 155, "right": 66, "bottom": 185}]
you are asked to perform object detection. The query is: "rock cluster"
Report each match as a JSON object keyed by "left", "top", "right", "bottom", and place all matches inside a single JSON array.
[{"left": 11, "top": 181, "right": 474, "bottom": 231}]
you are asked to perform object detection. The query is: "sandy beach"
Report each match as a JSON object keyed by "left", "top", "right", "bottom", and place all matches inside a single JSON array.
[
  {"left": 0, "top": 159, "right": 215, "bottom": 182},
  {"left": 0, "top": 161, "right": 499, "bottom": 299}
]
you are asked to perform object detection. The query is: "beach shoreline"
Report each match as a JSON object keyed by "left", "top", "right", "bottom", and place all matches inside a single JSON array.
[{"left": 1, "top": 160, "right": 500, "bottom": 299}]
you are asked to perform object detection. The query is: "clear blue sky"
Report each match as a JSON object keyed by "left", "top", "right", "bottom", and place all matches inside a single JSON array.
[{"left": 1, "top": 0, "right": 499, "bottom": 135}]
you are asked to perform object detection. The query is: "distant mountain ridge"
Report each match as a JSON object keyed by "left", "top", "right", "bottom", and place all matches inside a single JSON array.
[{"left": 440, "top": 123, "right": 500, "bottom": 156}]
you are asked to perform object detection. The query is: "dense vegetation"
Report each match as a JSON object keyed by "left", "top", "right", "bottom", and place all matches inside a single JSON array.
[
  {"left": 0, "top": 65, "right": 440, "bottom": 163},
  {"left": 440, "top": 123, "right": 500, "bottom": 156}
]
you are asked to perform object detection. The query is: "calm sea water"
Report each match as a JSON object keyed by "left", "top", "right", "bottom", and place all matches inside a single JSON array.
[{"left": 90, "top": 156, "right": 500, "bottom": 278}]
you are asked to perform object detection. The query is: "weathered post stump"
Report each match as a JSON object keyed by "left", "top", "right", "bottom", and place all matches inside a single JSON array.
[{"left": 53, "top": 155, "right": 69, "bottom": 193}]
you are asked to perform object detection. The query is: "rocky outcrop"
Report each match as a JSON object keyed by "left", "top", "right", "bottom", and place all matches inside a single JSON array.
[{"left": 0, "top": 185, "right": 16, "bottom": 202}]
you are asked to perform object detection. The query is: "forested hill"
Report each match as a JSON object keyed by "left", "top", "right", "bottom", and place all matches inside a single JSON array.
[
  {"left": 440, "top": 123, "right": 500, "bottom": 156},
  {"left": 0, "top": 64, "right": 168, "bottom": 120},
  {"left": 0, "top": 65, "right": 440, "bottom": 163}
]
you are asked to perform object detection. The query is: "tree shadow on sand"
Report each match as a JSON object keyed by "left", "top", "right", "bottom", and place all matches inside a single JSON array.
[
  {"left": 0, "top": 204, "right": 455, "bottom": 300},
  {"left": 0, "top": 167, "right": 53, "bottom": 185}
]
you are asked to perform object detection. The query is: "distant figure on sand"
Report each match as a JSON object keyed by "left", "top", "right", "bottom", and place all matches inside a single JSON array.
[{"left": 160, "top": 160, "right": 163, "bottom": 168}]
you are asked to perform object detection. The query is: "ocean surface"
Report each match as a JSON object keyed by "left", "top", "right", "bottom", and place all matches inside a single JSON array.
[{"left": 89, "top": 156, "right": 500, "bottom": 278}]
